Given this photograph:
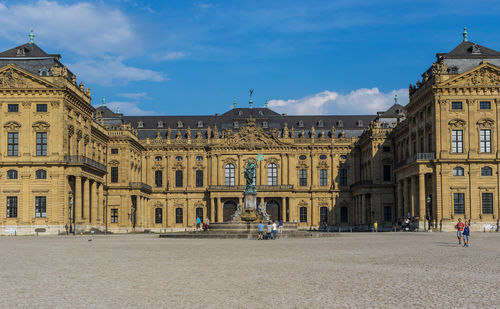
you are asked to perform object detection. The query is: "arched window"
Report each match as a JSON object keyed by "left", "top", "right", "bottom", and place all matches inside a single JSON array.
[
  {"left": 35, "top": 169, "right": 47, "bottom": 179},
  {"left": 481, "top": 166, "right": 493, "bottom": 176},
  {"left": 299, "top": 207, "right": 307, "bottom": 223},
  {"left": 453, "top": 166, "right": 464, "bottom": 176},
  {"left": 155, "top": 208, "right": 163, "bottom": 224},
  {"left": 7, "top": 170, "right": 18, "bottom": 179},
  {"left": 225, "top": 164, "right": 235, "bottom": 186},
  {"left": 267, "top": 163, "right": 278, "bottom": 186}
]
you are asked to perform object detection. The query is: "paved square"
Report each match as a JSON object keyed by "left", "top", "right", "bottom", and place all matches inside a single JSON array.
[{"left": 0, "top": 233, "right": 499, "bottom": 308}]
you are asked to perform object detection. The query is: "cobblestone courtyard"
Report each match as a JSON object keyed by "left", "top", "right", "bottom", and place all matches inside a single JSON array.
[{"left": 1, "top": 232, "right": 499, "bottom": 308}]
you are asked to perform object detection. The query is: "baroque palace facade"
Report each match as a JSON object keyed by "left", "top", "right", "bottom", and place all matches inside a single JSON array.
[{"left": 1, "top": 32, "right": 500, "bottom": 234}]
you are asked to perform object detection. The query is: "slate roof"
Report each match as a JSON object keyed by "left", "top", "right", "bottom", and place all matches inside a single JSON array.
[
  {"left": 377, "top": 104, "right": 405, "bottom": 118},
  {"left": 438, "top": 41, "right": 500, "bottom": 59}
]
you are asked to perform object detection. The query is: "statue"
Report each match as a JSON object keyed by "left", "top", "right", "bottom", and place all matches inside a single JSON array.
[
  {"left": 243, "top": 160, "right": 256, "bottom": 194},
  {"left": 231, "top": 204, "right": 243, "bottom": 222},
  {"left": 257, "top": 202, "right": 270, "bottom": 222}
]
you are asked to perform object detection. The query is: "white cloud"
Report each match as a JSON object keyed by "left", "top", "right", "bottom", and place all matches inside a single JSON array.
[
  {"left": 268, "top": 88, "right": 409, "bottom": 115},
  {"left": 152, "top": 51, "right": 189, "bottom": 61},
  {"left": 68, "top": 59, "right": 166, "bottom": 86},
  {"left": 117, "top": 92, "right": 150, "bottom": 100},
  {"left": 94, "top": 101, "right": 157, "bottom": 116}
]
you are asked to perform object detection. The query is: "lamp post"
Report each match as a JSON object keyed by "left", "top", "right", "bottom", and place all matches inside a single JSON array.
[
  {"left": 426, "top": 195, "right": 432, "bottom": 231},
  {"left": 69, "top": 194, "right": 75, "bottom": 235}
]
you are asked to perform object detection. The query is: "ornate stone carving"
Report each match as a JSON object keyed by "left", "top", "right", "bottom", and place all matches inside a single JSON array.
[
  {"left": 453, "top": 66, "right": 500, "bottom": 86},
  {"left": 108, "top": 160, "right": 120, "bottom": 166},
  {"left": 222, "top": 118, "right": 289, "bottom": 150},
  {"left": 448, "top": 119, "right": 466, "bottom": 128},
  {"left": 67, "top": 124, "right": 74, "bottom": 136},
  {"left": 477, "top": 118, "right": 495, "bottom": 128},
  {"left": 4, "top": 121, "right": 21, "bottom": 131},
  {"left": 32, "top": 121, "right": 50, "bottom": 131}
]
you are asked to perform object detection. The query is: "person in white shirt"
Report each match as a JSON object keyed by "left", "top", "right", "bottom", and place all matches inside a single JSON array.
[{"left": 272, "top": 221, "right": 277, "bottom": 239}]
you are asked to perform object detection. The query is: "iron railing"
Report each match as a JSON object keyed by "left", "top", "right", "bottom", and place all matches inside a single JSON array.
[
  {"left": 208, "top": 184, "right": 294, "bottom": 191},
  {"left": 64, "top": 155, "right": 107, "bottom": 173},
  {"left": 129, "top": 182, "right": 152, "bottom": 192},
  {"left": 395, "top": 152, "right": 435, "bottom": 169}
]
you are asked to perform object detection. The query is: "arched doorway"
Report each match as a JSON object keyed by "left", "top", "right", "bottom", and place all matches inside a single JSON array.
[
  {"left": 266, "top": 200, "right": 280, "bottom": 221},
  {"left": 223, "top": 201, "right": 237, "bottom": 222}
]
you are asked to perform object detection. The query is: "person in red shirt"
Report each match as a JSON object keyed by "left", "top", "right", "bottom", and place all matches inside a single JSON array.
[{"left": 455, "top": 218, "right": 465, "bottom": 245}]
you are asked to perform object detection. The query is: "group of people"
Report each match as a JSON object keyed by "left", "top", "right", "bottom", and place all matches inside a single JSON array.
[
  {"left": 455, "top": 218, "right": 471, "bottom": 247},
  {"left": 195, "top": 217, "right": 210, "bottom": 232},
  {"left": 257, "top": 220, "right": 283, "bottom": 240}
]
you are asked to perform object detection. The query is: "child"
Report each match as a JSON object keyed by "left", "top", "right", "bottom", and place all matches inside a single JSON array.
[{"left": 463, "top": 221, "right": 470, "bottom": 247}]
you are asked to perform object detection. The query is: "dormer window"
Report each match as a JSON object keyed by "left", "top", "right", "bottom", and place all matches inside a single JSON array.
[
  {"left": 262, "top": 121, "right": 268, "bottom": 128},
  {"left": 259, "top": 111, "right": 264, "bottom": 116},
  {"left": 177, "top": 121, "right": 183, "bottom": 128},
  {"left": 238, "top": 110, "right": 243, "bottom": 116},
  {"left": 233, "top": 121, "right": 239, "bottom": 128},
  {"left": 39, "top": 68, "right": 50, "bottom": 76},
  {"left": 155, "top": 156, "right": 162, "bottom": 161},
  {"left": 298, "top": 120, "right": 304, "bottom": 128},
  {"left": 175, "top": 156, "right": 183, "bottom": 161},
  {"left": 16, "top": 48, "right": 25, "bottom": 56},
  {"left": 157, "top": 121, "right": 164, "bottom": 128},
  {"left": 337, "top": 120, "right": 343, "bottom": 127},
  {"left": 96, "top": 111, "right": 102, "bottom": 118},
  {"left": 472, "top": 44, "right": 481, "bottom": 54},
  {"left": 357, "top": 120, "right": 363, "bottom": 127},
  {"left": 318, "top": 120, "right": 324, "bottom": 127},
  {"left": 197, "top": 121, "right": 204, "bottom": 128},
  {"left": 137, "top": 121, "right": 144, "bottom": 128}
]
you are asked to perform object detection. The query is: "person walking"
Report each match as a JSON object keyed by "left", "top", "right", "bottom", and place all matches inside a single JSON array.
[
  {"left": 455, "top": 218, "right": 464, "bottom": 245},
  {"left": 266, "top": 221, "right": 272, "bottom": 240},
  {"left": 272, "top": 221, "right": 277, "bottom": 240},
  {"left": 463, "top": 221, "right": 470, "bottom": 247},
  {"left": 374, "top": 220, "right": 378, "bottom": 232},
  {"left": 205, "top": 217, "right": 210, "bottom": 232},
  {"left": 257, "top": 221, "right": 264, "bottom": 240},
  {"left": 196, "top": 217, "right": 201, "bottom": 231},
  {"left": 278, "top": 219, "right": 284, "bottom": 237}
]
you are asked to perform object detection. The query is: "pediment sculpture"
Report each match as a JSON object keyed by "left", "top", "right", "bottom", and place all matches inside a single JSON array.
[{"left": 223, "top": 118, "right": 289, "bottom": 150}]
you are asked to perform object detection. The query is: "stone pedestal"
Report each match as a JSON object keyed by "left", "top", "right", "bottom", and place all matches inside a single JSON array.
[{"left": 240, "top": 193, "right": 258, "bottom": 222}]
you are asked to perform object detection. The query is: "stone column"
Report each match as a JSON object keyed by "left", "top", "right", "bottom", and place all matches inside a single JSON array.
[
  {"left": 75, "top": 176, "right": 82, "bottom": 222},
  {"left": 98, "top": 183, "right": 103, "bottom": 222},
  {"left": 217, "top": 197, "right": 222, "bottom": 222},
  {"left": 397, "top": 180, "right": 404, "bottom": 221},
  {"left": 410, "top": 175, "right": 417, "bottom": 218},
  {"left": 418, "top": 173, "right": 426, "bottom": 230},
  {"left": 281, "top": 197, "right": 286, "bottom": 222},
  {"left": 403, "top": 178, "right": 409, "bottom": 219},
  {"left": 91, "top": 180, "right": 98, "bottom": 224},
  {"left": 210, "top": 198, "right": 215, "bottom": 222},
  {"left": 361, "top": 194, "right": 366, "bottom": 225},
  {"left": 83, "top": 178, "right": 89, "bottom": 223}
]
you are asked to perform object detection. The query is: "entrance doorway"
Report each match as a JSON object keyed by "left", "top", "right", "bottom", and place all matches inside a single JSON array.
[
  {"left": 223, "top": 201, "right": 237, "bottom": 222},
  {"left": 266, "top": 200, "right": 280, "bottom": 221}
]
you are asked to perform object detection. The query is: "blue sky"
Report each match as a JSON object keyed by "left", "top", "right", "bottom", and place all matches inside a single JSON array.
[{"left": 0, "top": 0, "right": 499, "bottom": 115}]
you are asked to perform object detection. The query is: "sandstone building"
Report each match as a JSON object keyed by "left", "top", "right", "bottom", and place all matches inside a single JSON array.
[{"left": 1, "top": 31, "right": 499, "bottom": 234}]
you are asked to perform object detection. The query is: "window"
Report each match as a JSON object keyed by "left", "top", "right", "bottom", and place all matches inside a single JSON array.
[
  {"left": 299, "top": 169, "right": 307, "bottom": 186},
  {"left": 196, "top": 207, "right": 203, "bottom": 222},
  {"left": 319, "top": 169, "right": 327, "bottom": 186},
  {"left": 7, "top": 170, "right": 18, "bottom": 179},
  {"left": 196, "top": 156, "right": 203, "bottom": 161},
  {"left": 177, "top": 121, "right": 183, "bottom": 128},
  {"left": 299, "top": 207, "right": 307, "bottom": 222},
  {"left": 155, "top": 208, "right": 163, "bottom": 224},
  {"left": 196, "top": 170, "right": 203, "bottom": 187},
  {"left": 175, "top": 156, "right": 183, "bottom": 161},
  {"left": 137, "top": 121, "right": 144, "bottom": 128},
  {"left": 110, "top": 167, "right": 119, "bottom": 183},
  {"left": 480, "top": 129, "right": 491, "bottom": 153},
  {"left": 36, "top": 104, "right": 47, "bottom": 112},
  {"left": 233, "top": 121, "right": 239, "bottom": 128},
  {"left": 262, "top": 121, "right": 268, "bottom": 128},
  {"left": 225, "top": 164, "right": 235, "bottom": 186},
  {"left": 175, "top": 170, "right": 183, "bottom": 187},
  {"left": 111, "top": 209, "right": 118, "bottom": 223},
  {"left": 451, "top": 130, "right": 463, "bottom": 153},
  {"left": 154, "top": 155, "right": 162, "bottom": 161},
  {"left": 7, "top": 197, "right": 18, "bottom": 218},
  {"left": 197, "top": 121, "right": 204, "bottom": 128},
  {"left": 453, "top": 167, "right": 464, "bottom": 176},
  {"left": 157, "top": 121, "right": 163, "bottom": 128},
  {"left": 155, "top": 170, "right": 163, "bottom": 187},
  {"left": 7, "top": 132, "right": 18, "bottom": 156},
  {"left": 481, "top": 166, "right": 492, "bottom": 176},
  {"left": 299, "top": 155, "right": 307, "bottom": 160},
  {"left": 383, "top": 165, "right": 391, "bottom": 181},
  {"left": 35, "top": 196, "right": 46, "bottom": 218},
  {"left": 267, "top": 163, "right": 278, "bottom": 186},
  {"left": 298, "top": 120, "right": 304, "bottom": 128},
  {"left": 340, "top": 155, "right": 347, "bottom": 160},
  {"left": 451, "top": 101, "right": 462, "bottom": 110},
  {"left": 384, "top": 205, "right": 392, "bottom": 222},
  {"left": 482, "top": 193, "right": 493, "bottom": 214},
  {"left": 320, "top": 207, "right": 328, "bottom": 223},
  {"left": 8, "top": 104, "right": 19, "bottom": 112},
  {"left": 453, "top": 193, "right": 465, "bottom": 214},
  {"left": 36, "top": 132, "right": 47, "bottom": 156},
  {"left": 319, "top": 154, "right": 327, "bottom": 160},
  {"left": 480, "top": 101, "right": 491, "bottom": 109},
  {"left": 111, "top": 148, "right": 119, "bottom": 154},
  {"left": 35, "top": 169, "right": 47, "bottom": 179},
  {"left": 383, "top": 146, "right": 391, "bottom": 153},
  {"left": 339, "top": 169, "right": 347, "bottom": 186},
  {"left": 175, "top": 208, "right": 183, "bottom": 223}
]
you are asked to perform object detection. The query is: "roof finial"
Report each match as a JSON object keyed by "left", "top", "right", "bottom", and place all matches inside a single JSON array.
[
  {"left": 463, "top": 27, "right": 468, "bottom": 42},
  {"left": 249, "top": 88, "right": 254, "bottom": 109},
  {"left": 233, "top": 100, "right": 237, "bottom": 108},
  {"left": 29, "top": 30, "right": 35, "bottom": 44},
  {"left": 102, "top": 97, "right": 106, "bottom": 106},
  {"left": 394, "top": 94, "right": 398, "bottom": 104},
  {"left": 116, "top": 106, "right": 120, "bottom": 114},
  {"left": 265, "top": 99, "right": 269, "bottom": 108}
]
